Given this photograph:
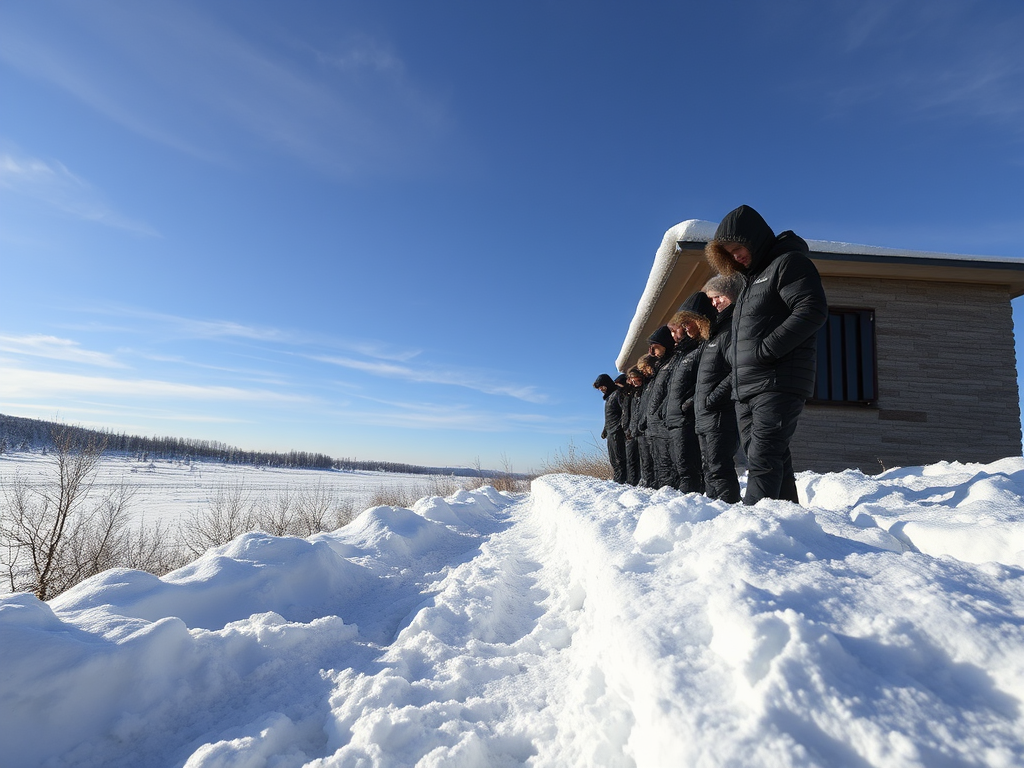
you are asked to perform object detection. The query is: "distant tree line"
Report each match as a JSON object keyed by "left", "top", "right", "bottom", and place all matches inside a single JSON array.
[{"left": 0, "top": 414, "right": 498, "bottom": 478}]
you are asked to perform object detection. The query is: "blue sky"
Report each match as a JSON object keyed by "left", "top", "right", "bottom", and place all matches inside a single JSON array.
[{"left": 1, "top": 0, "right": 1023, "bottom": 471}]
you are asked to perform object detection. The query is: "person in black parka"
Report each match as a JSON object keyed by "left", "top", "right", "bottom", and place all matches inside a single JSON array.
[
  {"left": 664, "top": 292, "right": 716, "bottom": 494},
  {"left": 694, "top": 274, "right": 744, "bottom": 503},
  {"left": 706, "top": 205, "right": 828, "bottom": 505},
  {"left": 632, "top": 355, "right": 658, "bottom": 487},
  {"left": 619, "top": 371, "right": 641, "bottom": 486},
  {"left": 638, "top": 326, "right": 679, "bottom": 489},
  {"left": 594, "top": 373, "right": 627, "bottom": 484}
]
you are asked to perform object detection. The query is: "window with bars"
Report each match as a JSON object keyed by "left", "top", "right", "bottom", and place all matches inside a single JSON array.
[{"left": 811, "top": 308, "right": 877, "bottom": 404}]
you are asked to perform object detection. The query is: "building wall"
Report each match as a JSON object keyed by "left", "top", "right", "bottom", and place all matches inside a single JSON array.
[{"left": 792, "top": 276, "right": 1022, "bottom": 474}]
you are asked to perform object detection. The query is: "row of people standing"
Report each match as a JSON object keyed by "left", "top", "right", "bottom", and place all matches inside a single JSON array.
[
  {"left": 594, "top": 205, "right": 828, "bottom": 505},
  {"left": 595, "top": 275, "right": 742, "bottom": 501}
]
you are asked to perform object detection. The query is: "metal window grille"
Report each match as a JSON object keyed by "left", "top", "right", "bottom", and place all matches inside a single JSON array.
[{"left": 811, "top": 309, "right": 877, "bottom": 404}]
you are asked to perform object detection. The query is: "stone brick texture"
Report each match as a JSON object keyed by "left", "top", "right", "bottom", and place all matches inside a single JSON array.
[{"left": 792, "top": 276, "right": 1022, "bottom": 474}]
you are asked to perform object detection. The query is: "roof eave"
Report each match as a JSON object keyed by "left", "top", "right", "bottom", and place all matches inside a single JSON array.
[{"left": 616, "top": 233, "right": 1024, "bottom": 372}]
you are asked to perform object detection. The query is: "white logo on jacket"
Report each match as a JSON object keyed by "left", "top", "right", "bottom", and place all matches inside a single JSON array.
[{"left": 754, "top": 275, "right": 769, "bottom": 284}]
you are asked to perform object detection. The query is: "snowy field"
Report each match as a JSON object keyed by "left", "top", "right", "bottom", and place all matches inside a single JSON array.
[
  {"left": 2, "top": 458, "right": 1024, "bottom": 767},
  {"left": 0, "top": 452, "right": 448, "bottom": 527}
]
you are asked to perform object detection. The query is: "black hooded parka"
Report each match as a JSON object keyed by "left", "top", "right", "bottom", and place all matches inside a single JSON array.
[
  {"left": 640, "top": 326, "right": 679, "bottom": 488},
  {"left": 693, "top": 303, "right": 741, "bottom": 503},
  {"left": 707, "top": 205, "right": 828, "bottom": 505},
  {"left": 694, "top": 303, "right": 735, "bottom": 433},
  {"left": 709, "top": 206, "right": 828, "bottom": 403},
  {"left": 602, "top": 386, "right": 626, "bottom": 484}
]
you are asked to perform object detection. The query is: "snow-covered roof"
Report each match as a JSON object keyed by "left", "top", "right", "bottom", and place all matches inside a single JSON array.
[
  {"left": 616, "top": 219, "right": 1024, "bottom": 371},
  {"left": 675, "top": 219, "right": 1024, "bottom": 265}
]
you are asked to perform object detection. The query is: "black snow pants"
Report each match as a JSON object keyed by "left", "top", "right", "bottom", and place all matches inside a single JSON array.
[
  {"left": 668, "top": 420, "right": 703, "bottom": 494},
  {"left": 624, "top": 437, "right": 641, "bottom": 486},
  {"left": 697, "top": 413, "right": 740, "bottom": 504},
  {"left": 648, "top": 429, "right": 678, "bottom": 489},
  {"left": 637, "top": 435, "right": 655, "bottom": 487},
  {"left": 735, "top": 391, "right": 804, "bottom": 505},
  {"left": 607, "top": 429, "right": 627, "bottom": 484}
]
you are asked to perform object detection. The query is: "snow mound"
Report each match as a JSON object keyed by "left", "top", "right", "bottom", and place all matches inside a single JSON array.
[
  {"left": 2, "top": 470, "right": 1024, "bottom": 767},
  {"left": 802, "top": 458, "right": 1024, "bottom": 565}
]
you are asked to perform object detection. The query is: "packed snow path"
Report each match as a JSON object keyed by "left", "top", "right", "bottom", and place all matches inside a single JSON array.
[{"left": 3, "top": 462, "right": 1024, "bottom": 767}]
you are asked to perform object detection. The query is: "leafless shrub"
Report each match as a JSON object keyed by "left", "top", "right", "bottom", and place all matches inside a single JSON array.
[
  {"left": 368, "top": 483, "right": 423, "bottom": 509},
  {"left": 179, "top": 479, "right": 362, "bottom": 557},
  {"left": 0, "top": 425, "right": 176, "bottom": 599},
  {"left": 323, "top": 496, "right": 357, "bottom": 531},
  {"left": 487, "top": 452, "right": 531, "bottom": 493},
  {"left": 121, "top": 520, "right": 188, "bottom": 575},
  {"left": 365, "top": 472, "right": 527, "bottom": 508},
  {"left": 63, "top": 479, "right": 138, "bottom": 583},
  {"left": 253, "top": 486, "right": 295, "bottom": 536},
  {"left": 295, "top": 480, "right": 355, "bottom": 532},
  {"left": 427, "top": 474, "right": 465, "bottom": 497},
  {"left": 178, "top": 482, "right": 257, "bottom": 558},
  {"left": 540, "top": 438, "right": 612, "bottom": 480},
  {"left": 458, "top": 475, "right": 488, "bottom": 491}
]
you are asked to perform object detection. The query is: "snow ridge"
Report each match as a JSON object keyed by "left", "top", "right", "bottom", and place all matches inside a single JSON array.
[{"left": 2, "top": 464, "right": 1024, "bottom": 767}]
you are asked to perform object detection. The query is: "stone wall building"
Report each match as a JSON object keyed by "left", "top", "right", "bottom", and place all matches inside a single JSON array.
[{"left": 616, "top": 220, "right": 1024, "bottom": 474}]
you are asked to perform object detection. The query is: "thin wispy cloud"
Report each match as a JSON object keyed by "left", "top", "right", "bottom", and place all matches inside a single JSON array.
[
  {"left": 1, "top": 367, "right": 308, "bottom": 404},
  {"left": 130, "top": 351, "right": 289, "bottom": 383},
  {"left": 84, "top": 307, "right": 292, "bottom": 343},
  {"left": 313, "top": 354, "right": 548, "bottom": 404},
  {"left": 313, "top": 34, "right": 405, "bottom": 76},
  {"left": 341, "top": 341, "right": 422, "bottom": 363},
  {"left": 339, "top": 393, "right": 586, "bottom": 433},
  {"left": 19, "top": 308, "right": 549, "bottom": 427},
  {"left": 821, "top": 0, "right": 1024, "bottom": 135},
  {"left": 325, "top": 400, "right": 573, "bottom": 434},
  {"left": 0, "top": 334, "right": 127, "bottom": 368},
  {"left": 0, "top": 1, "right": 455, "bottom": 178},
  {"left": 0, "top": 401, "right": 247, "bottom": 425},
  {"left": 0, "top": 150, "right": 158, "bottom": 235},
  {"left": 86, "top": 308, "right": 424, "bottom": 365}
]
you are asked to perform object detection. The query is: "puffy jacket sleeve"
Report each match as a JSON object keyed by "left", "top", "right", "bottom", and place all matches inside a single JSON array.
[
  {"left": 705, "top": 373, "right": 733, "bottom": 411},
  {"left": 759, "top": 254, "right": 828, "bottom": 362}
]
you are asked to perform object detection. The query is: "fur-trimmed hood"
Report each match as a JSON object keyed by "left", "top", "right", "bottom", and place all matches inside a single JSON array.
[
  {"left": 670, "top": 291, "right": 716, "bottom": 341},
  {"left": 705, "top": 205, "right": 776, "bottom": 276},
  {"left": 637, "top": 354, "right": 657, "bottom": 377}
]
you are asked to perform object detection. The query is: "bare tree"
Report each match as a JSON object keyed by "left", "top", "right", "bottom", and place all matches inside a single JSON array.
[{"left": 0, "top": 426, "right": 167, "bottom": 599}]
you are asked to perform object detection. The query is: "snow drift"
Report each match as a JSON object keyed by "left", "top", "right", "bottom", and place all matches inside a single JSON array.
[{"left": 2, "top": 462, "right": 1024, "bottom": 767}]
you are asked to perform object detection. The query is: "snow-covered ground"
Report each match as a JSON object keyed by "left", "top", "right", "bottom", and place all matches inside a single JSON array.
[
  {"left": 0, "top": 452, "right": 447, "bottom": 527},
  {"left": 3, "top": 459, "right": 1024, "bottom": 767}
]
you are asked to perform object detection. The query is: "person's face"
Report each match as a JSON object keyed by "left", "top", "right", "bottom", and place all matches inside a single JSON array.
[
  {"left": 707, "top": 291, "right": 731, "bottom": 311},
  {"left": 683, "top": 319, "right": 701, "bottom": 339},
  {"left": 724, "top": 243, "right": 752, "bottom": 268},
  {"left": 649, "top": 342, "right": 666, "bottom": 358},
  {"left": 668, "top": 324, "right": 685, "bottom": 343},
  {"left": 598, "top": 385, "right": 608, "bottom": 394},
  {"left": 627, "top": 375, "right": 642, "bottom": 388}
]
